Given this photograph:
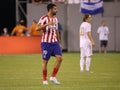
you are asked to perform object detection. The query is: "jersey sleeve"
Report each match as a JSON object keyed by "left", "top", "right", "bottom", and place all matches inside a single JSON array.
[
  {"left": 52, "top": 17, "right": 58, "bottom": 30},
  {"left": 55, "top": 18, "right": 58, "bottom": 30},
  {"left": 38, "top": 16, "right": 45, "bottom": 25},
  {"left": 86, "top": 23, "right": 91, "bottom": 32}
]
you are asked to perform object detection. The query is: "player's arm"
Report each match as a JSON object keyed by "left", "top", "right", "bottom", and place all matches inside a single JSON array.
[
  {"left": 87, "top": 32, "right": 95, "bottom": 47},
  {"left": 56, "top": 29, "right": 62, "bottom": 48},
  {"left": 36, "top": 22, "right": 54, "bottom": 31},
  {"left": 56, "top": 29, "right": 61, "bottom": 43}
]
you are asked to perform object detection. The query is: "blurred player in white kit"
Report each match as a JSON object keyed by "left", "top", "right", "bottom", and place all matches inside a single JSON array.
[{"left": 79, "top": 14, "right": 95, "bottom": 73}]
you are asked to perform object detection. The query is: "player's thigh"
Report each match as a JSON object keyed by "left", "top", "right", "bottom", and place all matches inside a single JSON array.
[
  {"left": 80, "top": 47, "right": 86, "bottom": 57},
  {"left": 41, "top": 43, "right": 52, "bottom": 60},
  {"left": 56, "top": 55, "right": 62, "bottom": 62},
  {"left": 84, "top": 45, "right": 92, "bottom": 56},
  {"left": 84, "top": 45, "right": 92, "bottom": 57},
  {"left": 54, "top": 42, "right": 62, "bottom": 56}
]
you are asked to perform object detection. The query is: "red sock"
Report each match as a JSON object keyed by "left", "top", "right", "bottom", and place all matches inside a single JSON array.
[
  {"left": 51, "top": 68, "right": 58, "bottom": 77},
  {"left": 42, "top": 70, "right": 47, "bottom": 81}
]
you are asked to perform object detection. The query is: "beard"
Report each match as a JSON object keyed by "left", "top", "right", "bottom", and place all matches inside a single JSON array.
[{"left": 52, "top": 12, "right": 57, "bottom": 16}]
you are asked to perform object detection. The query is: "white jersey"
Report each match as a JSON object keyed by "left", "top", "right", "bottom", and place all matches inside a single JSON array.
[
  {"left": 97, "top": 26, "right": 109, "bottom": 40},
  {"left": 79, "top": 22, "right": 91, "bottom": 48}
]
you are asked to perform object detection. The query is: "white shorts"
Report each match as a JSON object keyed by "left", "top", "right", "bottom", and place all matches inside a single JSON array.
[{"left": 80, "top": 44, "right": 92, "bottom": 58}]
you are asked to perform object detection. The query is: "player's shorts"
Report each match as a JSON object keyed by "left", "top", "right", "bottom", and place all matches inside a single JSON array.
[
  {"left": 41, "top": 42, "right": 62, "bottom": 60},
  {"left": 80, "top": 44, "right": 92, "bottom": 58},
  {"left": 100, "top": 40, "right": 108, "bottom": 47}
]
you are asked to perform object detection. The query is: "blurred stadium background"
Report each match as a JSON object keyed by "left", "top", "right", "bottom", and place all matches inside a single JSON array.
[{"left": 0, "top": 0, "right": 120, "bottom": 54}]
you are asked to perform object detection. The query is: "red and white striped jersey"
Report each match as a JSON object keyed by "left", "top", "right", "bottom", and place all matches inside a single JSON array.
[{"left": 38, "top": 14, "right": 58, "bottom": 43}]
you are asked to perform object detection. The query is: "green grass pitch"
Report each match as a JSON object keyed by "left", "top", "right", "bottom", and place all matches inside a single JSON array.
[{"left": 0, "top": 52, "right": 120, "bottom": 90}]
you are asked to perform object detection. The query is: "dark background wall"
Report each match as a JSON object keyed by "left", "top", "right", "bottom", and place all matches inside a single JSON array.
[{"left": 0, "top": 0, "right": 16, "bottom": 35}]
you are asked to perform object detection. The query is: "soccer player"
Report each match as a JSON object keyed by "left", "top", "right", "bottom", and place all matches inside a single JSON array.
[
  {"left": 79, "top": 14, "right": 95, "bottom": 73},
  {"left": 97, "top": 21, "right": 110, "bottom": 54},
  {"left": 36, "top": 3, "right": 62, "bottom": 85}
]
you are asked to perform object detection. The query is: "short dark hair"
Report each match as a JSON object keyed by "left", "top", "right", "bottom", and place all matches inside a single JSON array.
[{"left": 47, "top": 3, "right": 56, "bottom": 11}]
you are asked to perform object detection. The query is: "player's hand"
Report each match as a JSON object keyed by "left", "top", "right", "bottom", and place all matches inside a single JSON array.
[
  {"left": 92, "top": 42, "right": 95, "bottom": 47},
  {"left": 47, "top": 22, "right": 54, "bottom": 26}
]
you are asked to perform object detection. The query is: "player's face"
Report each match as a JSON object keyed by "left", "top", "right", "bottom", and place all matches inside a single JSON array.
[
  {"left": 102, "top": 22, "right": 106, "bottom": 26},
  {"left": 87, "top": 15, "right": 92, "bottom": 22},
  {"left": 51, "top": 6, "right": 57, "bottom": 15}
]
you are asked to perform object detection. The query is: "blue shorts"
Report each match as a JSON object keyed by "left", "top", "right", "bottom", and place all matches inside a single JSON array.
[{"left": 41, "top": 42, "right": 62, "bottom": 60}]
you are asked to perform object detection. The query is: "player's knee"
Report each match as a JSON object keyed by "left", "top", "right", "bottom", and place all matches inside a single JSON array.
[
  {"left": 86, "top": 56, "right": 91, "bottom": 58},
  {"left": 42, "top": 60, "right": 48, "bottom": 65},
  {"left": 58, "top": 57, "right": 62, "bottom": 62}
]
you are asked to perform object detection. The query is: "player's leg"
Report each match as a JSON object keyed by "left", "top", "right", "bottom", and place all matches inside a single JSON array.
[
  {"left": 86, "top": 56, "right": 91, "bottom": 72},
  {"left": 80, "top": 57, "right": 85, "bottom": 72},
  {"left": 50, "top": 42, "right": 62, "bottom": 84},
  {"left": 85, "top": 44, "right": 92, "bottom": 72},
  {"left": 99, "top": 40, "right": 102, "bottom": 53},
  {"left": 51, "top": 55, "right": 62, "bottom": 77},
  {"left": 104, "top": 47, "right": 107, "bottom": 54},
  {"left": 50, "top": 55, "right": 62, "bottom": 84},
  {"left": 41, "top": 43, "right": 51, "bottom": 85},
  {"left": 100, "top": 40, "right": 104, "bottom": 53},
  {"left": 103, "top": 40, "right": 108, "bottom": 54},
  {"left": 80, "top": 47, "right": 85, "bottom": 72},
  {"left": 42, "top": 60, "right": 48, "bottom": 85}
]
